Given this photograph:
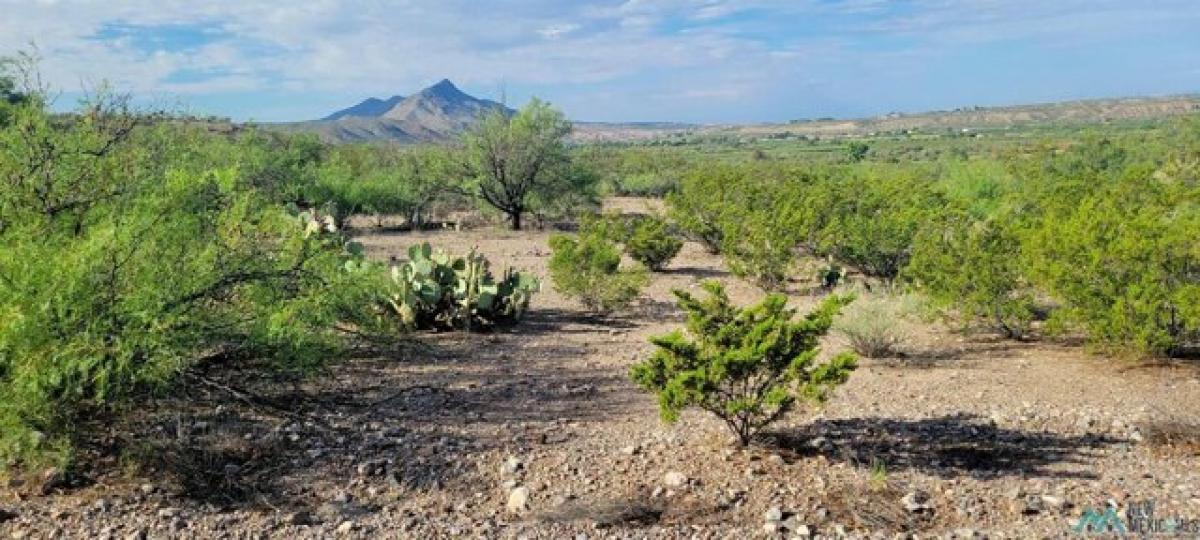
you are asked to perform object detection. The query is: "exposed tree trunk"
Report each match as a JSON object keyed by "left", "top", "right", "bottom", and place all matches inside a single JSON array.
[{"left": 510, "top": 210, "right": 522, "bottom": 231}]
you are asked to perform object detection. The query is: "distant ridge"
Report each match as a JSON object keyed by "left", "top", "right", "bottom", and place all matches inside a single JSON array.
[
  {"left": 272, "top": 91, "right": 1200, "bottom": 144},
  {"left": 277, "top": 80, "right": 512, "bottom": 143},
  {"left": 322, "top": 95, "right": 405, "bottom": 121}
]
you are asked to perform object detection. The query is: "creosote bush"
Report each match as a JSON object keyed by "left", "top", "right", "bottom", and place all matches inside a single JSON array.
[
  {"left": 625, "top": 215, "right": 683, "bottom": 271},
  {"left": 547, "top": 231, "right": 648, "bottom": 313},
  {"left": 631, "top": 280, "right": 857, "bottom": 445}
]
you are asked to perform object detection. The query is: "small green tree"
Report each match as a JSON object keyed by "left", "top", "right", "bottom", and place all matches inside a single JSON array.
[
  {"left": 462, "top": 98, "right": 594, "bottom": 230},
  {"left": 625, "top": 215, "right": 683, "bottom": 271},
  {"left": 548, "top": 232, "right": 648, "bottom": 313},
  {"left": 631, "top": 281, "right": 857, "bottom": 445}
]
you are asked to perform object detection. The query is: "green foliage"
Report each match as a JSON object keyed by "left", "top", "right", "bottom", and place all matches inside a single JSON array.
[
  {"left": 630, "top": 281, "right": 857, "bottom": 445},
  {"left": 312, "top": 144, "right": 458, "bottom": 228},
  {"left": 668, "top": 163, "right": 817, "bottom": 290},
  {"left": 907, "top": 211, "right": 1034, "bottom": 338},
  {"left": 463, "top": 98, "right": 597, "bottom": 229},
  {"left": 574, "top": 146, "right": 690, "bottom": 196},
  {"left": 716, "top": 173, "right": 812, "bottom": 291},
  {"left": 625, "top": 215, "right": 683, "bottom": 271},
  {"left": 547, "top": 231, "right": 648, "bottom": 313},
  {"left": 665, "top": 165, "right": 741, "bottom": 254},
  {"left": 815, "top": 167, "right": 942, "bottom": 282},
  {"left": 384, "top": 242, "right": 539, "bottom": 331},
  {"left": 0, "top": 81, "right": 386, "bottom": 468},
  {"left": 847, "top": 141, "right": 869, "bottom": 162},
  {"left": 1025, "top": 172, "right": 1200, "bottom": 356}
]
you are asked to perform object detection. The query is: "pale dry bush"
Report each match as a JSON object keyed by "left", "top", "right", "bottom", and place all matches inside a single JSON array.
[{"left": 833, "top": 288, "right": 923, "bottom": 358}]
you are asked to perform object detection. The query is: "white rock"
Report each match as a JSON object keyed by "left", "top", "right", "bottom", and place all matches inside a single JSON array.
[
  {"left": 662, "top": 471, "right": 688, "bottom": 488},
  {"left": 507, "top": 486, "right": 530, "bottom": 514}
]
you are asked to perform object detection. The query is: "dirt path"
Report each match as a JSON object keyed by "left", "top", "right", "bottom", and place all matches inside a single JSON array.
[{"left": 2, "top": 225, "right": 1198, "bottom": 539}]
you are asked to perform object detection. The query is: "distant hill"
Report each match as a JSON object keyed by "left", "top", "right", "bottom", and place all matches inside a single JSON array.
[
  {"left": 720, "top": 94, "right": 1200, "bottom": 139},
  {"left": 272, "top": 91, "right": 1200, "bottom": 144},
  {"left": 323, "top": 95, "right": 405, "bottom": 121},
  {"left": 275, "top": 79, "right": 512, "bottom": 143}
]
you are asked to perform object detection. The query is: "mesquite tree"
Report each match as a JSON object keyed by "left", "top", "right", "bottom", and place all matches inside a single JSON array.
[
  {"left": 631, "top": 280, "right": 857, "bottom": 445},
  {"left": 462, "top": 98, "right": 579, "bottom": 230}
]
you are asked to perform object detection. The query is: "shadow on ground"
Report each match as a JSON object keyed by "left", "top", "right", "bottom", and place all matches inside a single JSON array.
[
  {"left": 767, "top": 413, "right": 1123, "bottom": 479},
  {"left": 87, "top": 313, "right": 640, "bottom": 512}
]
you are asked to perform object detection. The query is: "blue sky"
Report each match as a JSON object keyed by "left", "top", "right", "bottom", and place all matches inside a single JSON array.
[{"left": 2, "top": 0, "right": 1198, "bottom": 123}]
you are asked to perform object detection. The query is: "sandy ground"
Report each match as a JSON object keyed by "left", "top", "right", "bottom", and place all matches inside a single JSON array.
[{"left": 2, "top": 209, "right": 1199, "bottom": 539}]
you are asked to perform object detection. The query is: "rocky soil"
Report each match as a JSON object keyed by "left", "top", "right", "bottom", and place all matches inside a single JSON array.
[{"left": 2, "top": 220, "right": 1198, "bottom": 539}]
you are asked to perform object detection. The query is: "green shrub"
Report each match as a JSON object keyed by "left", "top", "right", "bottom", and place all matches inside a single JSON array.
[
  {"left": 631, "top": 281, "right": 857, "bottom": 445},
  {"left": 384, "top": 242, "right": 539, "bottom": 331},
  {"left": 716, "top": 175, "right": 811, "bottom": 291},
  {"left": 815, "top": 168, "right": 941, "bottom": 282},
  {"left": 625, "top": 215, "right": 683, "bottom": 271},
  {"left": 1025, "top": 172, "right": 1200, "bottom": 356},
  {"left": 0, "top": 78, "right": 386, "bottom": 468},
  {"left": 906, "top": 212, "right": 1035, "bottom": 339},
  {"left": 666, "top": 165, "right": 740, "bottom": 254},
  {"left": 548, "top": 232, "right": 648, "bottom": 313}
]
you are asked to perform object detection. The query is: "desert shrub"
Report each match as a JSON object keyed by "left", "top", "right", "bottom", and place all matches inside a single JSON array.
[
  {"left": 0, "top": 71, "right": 386, "bottom": 467},
  {"left": 383, "top": 242, "right": 539, "bottom": 331},
  {"left": 847, "top": 141, "right": 869, "bottom": 162},
  {"left": 666, "top": 164, "right": 740, "bottom": 254},
  {"left": 618, "top": 172, "right": 679, "bottom": 197},
  {"left": 548, "top": 231, "right": 648, "bottom": 313},
  {"left": 714, "top": 169, "right": 821, "bottom": 291},
  {"left": 625, "top": 215, "right": 683, "bottom": 271},
  {"left": 833, "top": 291, "right": 921, "bottom": 358},
  {"left": 906, "top": 211, "right": 1035, "bottom": 339},
  {"left": 631, "top": 280, "right": 857, "bottom": 445},
  {"left": 816, "top": 167, "right": 941, "bottom": 282},
  {"left": 1025, "top": 171, "right": 1200, "bottom": 356}
]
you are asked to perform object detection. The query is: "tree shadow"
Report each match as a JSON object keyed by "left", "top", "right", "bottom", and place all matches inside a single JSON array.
[
  {"left": 517, "top": 307, "right": 641, "bottom": 335},
  {"left": 766, "top": 413, "right": 1123, "bottom": 479},
  {"left": 662, "top": 266, "right": 729, "bottom": 280},
  {"left": 75, "top": 326, "right": 639, "bottom": 516}
]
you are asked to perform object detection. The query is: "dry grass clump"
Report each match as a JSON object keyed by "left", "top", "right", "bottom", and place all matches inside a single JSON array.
[{"left": 833, "top": 289, "right": 923, "bottom": 358}]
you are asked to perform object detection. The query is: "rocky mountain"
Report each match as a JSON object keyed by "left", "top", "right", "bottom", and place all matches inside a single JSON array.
[
  {"left": 322, "top": 95, "right": 405, "bottom": 121},
  {"left": 277, "top": 80, "right": 512, "bottom": 143}
]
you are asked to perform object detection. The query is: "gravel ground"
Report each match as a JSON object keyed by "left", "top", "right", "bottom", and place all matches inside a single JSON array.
[{"left": 2, "top": 217, "right": 1198, "bottom": 540}]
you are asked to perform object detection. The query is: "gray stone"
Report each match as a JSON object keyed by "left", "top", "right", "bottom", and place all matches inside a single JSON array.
[{"left": 764, "top": 506, "right": 784, "bottom": 522}]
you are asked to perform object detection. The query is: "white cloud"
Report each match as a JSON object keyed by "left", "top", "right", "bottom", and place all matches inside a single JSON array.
[
  {"left": 1, "top": 0, "right": 1196, "bottom": 122},
  {"left": 537, "top": 23, "right": 580, "bottom": 39}
]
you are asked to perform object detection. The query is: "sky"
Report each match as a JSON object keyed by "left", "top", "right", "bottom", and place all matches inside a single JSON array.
[{"left": 2, "top": 0, "right": 1199, "bottom": 123}]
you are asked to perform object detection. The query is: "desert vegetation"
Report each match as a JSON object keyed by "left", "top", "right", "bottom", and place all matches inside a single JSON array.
[{"left": 2, "top": 54, "right": 1199, "bottom": 539}]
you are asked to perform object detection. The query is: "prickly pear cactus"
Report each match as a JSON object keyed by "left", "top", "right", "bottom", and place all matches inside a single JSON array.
[{"left": 385, "top": 242, "right": 540, "bottom": 330}]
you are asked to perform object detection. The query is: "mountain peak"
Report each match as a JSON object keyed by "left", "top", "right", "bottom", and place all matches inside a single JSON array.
[{"left": 420, "top": 79, "right": 467, "bottom": 100}]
